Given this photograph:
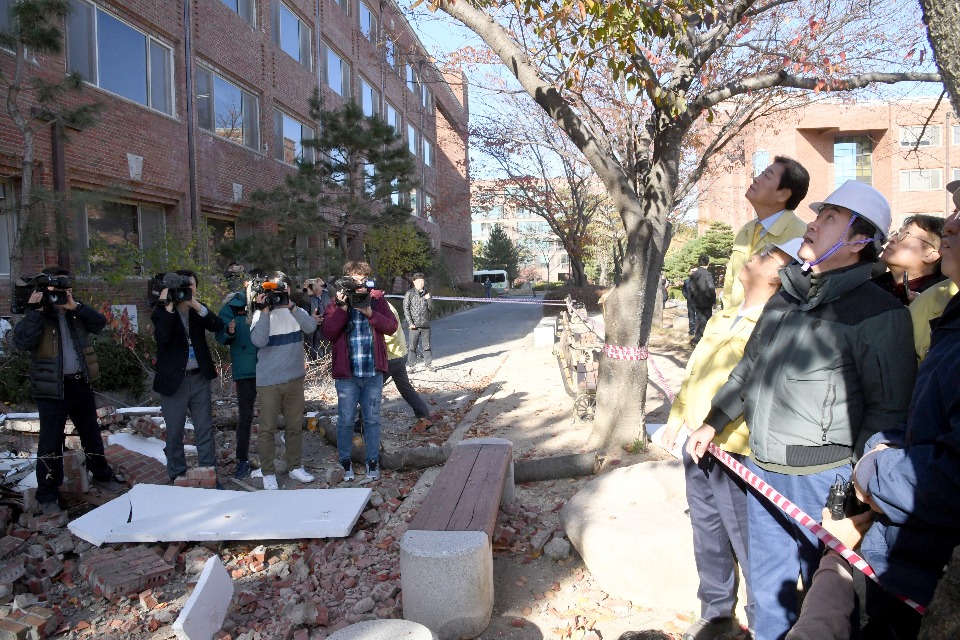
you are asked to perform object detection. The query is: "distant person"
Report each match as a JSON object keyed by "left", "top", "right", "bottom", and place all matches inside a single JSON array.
[
  {"left": 216, "top": 288, "right": 257, "bottom": 480},
  {"left": 482, "top": 277, "right": 492, "bottom": 298},
  {"left": 303, "top": 278, "right": 330, "bottom": 360},
  {"left": 13, "top": 267, "right": 125, "bottom": 515},
  {"left": 403, "top": 272, "right": 434, "bottom": 372},
  {"left": 724, "top": 156, "right": 810, "bottom": 308},
  {"left": 682, "top": 266, "right": 698, "bottom": 335},
  {"left": 871, "top": 213, "right": 945, "bottom": 304},
  {"left": 687, "top": 255, "right": 716, "bottom": 346}
]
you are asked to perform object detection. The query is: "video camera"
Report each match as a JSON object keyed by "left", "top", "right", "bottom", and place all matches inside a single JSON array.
[
  {"left": 251, "top": 273, "right": 290, "bottom": 310},
  {"left": 824, "top": 475, "right": 870, "bottom": 521},
  {"left": 334, "top": 276, "right": 376, "bottom": 309},
  {"left": 12, "top": 273, "right": 72, "bottom": 314},
  {"left": 146, "top": 272, "right": 194, "bottom": 308}
]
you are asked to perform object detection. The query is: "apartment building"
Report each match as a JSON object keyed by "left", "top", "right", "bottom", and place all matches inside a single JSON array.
[
  {"left": 697, "top": 98, "right": 957, "bottom": 231},
  {"left": 0, "top": 0, "right": 471, "bottom": 310}
]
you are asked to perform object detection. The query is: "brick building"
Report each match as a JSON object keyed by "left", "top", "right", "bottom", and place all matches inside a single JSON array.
[
  {"left": 0, "top": 0, "right": 471, "bottom": 312},
  {"left": 697, "top": 98, "right": 957, "bottom": 231}
]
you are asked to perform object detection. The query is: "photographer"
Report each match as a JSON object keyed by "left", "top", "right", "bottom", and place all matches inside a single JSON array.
[
  {"left": 13, "top": 267, "right": 125, "bottom": 515},
  {"left": 322, "top": 261, "right": 398, "bottom": 481},
  {"left": 151, "top": 270, "right": 224, "bottom": 484},
  {"left": 403, "top": 272, "right": 434, "bottom": 372},
  {"left": 249, "top": 271, "right": 317, "bottom": 490},
  {"left": 216, "top": 284, "right": 257, "bottom": 480},
  {"left": 303, "top": 278, "right": 330, "bottom": 361}
]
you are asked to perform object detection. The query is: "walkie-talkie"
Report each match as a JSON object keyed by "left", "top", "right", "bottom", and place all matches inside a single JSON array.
[{"left": 825, "top": 475, "right": 870, "bottom": 520}]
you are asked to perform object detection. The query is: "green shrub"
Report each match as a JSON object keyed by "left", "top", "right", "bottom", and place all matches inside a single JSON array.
[
  {"left": 92, "top": 335, "right": 147, "bottom": 396},
  {"left": 0, "top": 349, "right": 31, "bottom": 405},
  {"left": 542, "top": 286, "right": 607, "bottom": 316}
]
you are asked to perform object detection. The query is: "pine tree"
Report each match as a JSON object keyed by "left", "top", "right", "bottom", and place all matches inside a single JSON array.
[{"left": 478, "top": 224, "right": 522, "bottom": 279}]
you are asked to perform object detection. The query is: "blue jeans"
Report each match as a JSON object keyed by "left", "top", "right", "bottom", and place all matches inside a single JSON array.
[
  {"left": 746, "top": 459, "right": 851, "bottom": 640},
  {"left": 335, "top": 374, "right": 383, "bottom": 464}
]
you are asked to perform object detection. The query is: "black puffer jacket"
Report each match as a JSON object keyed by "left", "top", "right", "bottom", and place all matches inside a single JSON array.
[
  {"left": 403, "top": 288, "right": 433, "bottom": 328},
  {"left": 13, "top": 303, "right": 105, "bottom": 399}
]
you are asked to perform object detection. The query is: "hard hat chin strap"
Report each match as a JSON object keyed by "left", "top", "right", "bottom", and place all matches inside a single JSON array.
[{"left": 801, "top": 213, "right": 873, "bottom": 272}]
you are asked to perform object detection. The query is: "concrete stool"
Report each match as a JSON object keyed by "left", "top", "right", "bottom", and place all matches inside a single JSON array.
[
  {"left": 328, "top": 619, "right": 438, "bottom": 640},
  {"left": 456, "top": 437, "right": 515, "bottom": 505},
  {"left": 400, "top": 530, "right": 491, "bottom": 640}
]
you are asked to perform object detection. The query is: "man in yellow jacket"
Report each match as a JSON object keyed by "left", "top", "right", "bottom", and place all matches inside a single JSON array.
[
  {"left": 723, "top": 156, "right": 809, "bottom": 308},
  {"left": 662, "top": 238, "right": 803, "bottom": 640}
]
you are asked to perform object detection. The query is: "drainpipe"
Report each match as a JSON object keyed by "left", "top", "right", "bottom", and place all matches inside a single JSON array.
[
  {"left": 51, "top": 123, "right": 68, "bottom": 268},
  {"left": 183, "top": 0, "right": 200, "bottom": 232}
]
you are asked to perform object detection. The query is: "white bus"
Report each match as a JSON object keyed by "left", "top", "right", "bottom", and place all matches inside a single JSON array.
[{"left": 473, "top": 270, "right": 510, "bottom": 291}]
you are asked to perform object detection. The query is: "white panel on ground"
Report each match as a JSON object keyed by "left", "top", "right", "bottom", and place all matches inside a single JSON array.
[
  {"left": 645, "top": 423, "right": 686, "bottom": 460},
  {"left": 68, "top": 484, "right": 371, "bottom": 545},
  {"left": 173, "top": 556, "right": 234, "bottom": 640},
  {"left": 115, "top": 407, "right": 162, "bottom": 415},
  {"left": 107, "top": 432, "right": 199, "bottom": 464}
]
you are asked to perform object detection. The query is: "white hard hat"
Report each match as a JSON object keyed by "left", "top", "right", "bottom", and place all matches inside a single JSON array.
[
  {"left": 773, "top": 237, "right": 804, "bottom": 264},
  {"left": 808, "top": 180, "right": 892, "bottom": 242}
]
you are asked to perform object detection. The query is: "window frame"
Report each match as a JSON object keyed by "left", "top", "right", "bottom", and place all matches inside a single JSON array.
[
  {"left": 422, "top": 138, "right": 433, "bottom": 167},
  {"left": 899, "top": 125, "right": 942, "bottom": 148},
  {"left": 76, "top": 200, "right": 167, "bottom": 275},
  {"left": 424, "top": 192, "right": 435, "bottom": 222},
  {"left": 323, "top": 42, "right": 351, "bottom": 98},
  {"left": 273, "top": 108, "right": 315, "bottom": 165},
  {"left": 359, "top": 2, "right": 378, "bottom": 43},
  {"left": 384, "top": 36, "right": 397, "bottom": 69},
  {"left": 220, "top": 0, "right": 256, "bottom": 25},
  {"left": 272, "top": 0, "right": 311, "bottom": 69},
  {"left": 359, "top": 76, "right": 380, "bottom": 118},
  {"left": 385, "top": 101, "right": 401, "bottom": 134},
  {"left": 66, "top": 0, "right": 175, "bottom": 116},
  {"left": 407, "top": 123, "right": 418, "bottom": 157},
  {"left": 196, "top": 65, "right": 261, "bottom": 151},
  {"left": 334, "top": 0, "right": 350, "bottom": 13},
  {"left": 405, "top": 63, "right": 419, "bottom": 95},
  {"left": 899, "top": 168, "right": 943, "bottom": 191}
]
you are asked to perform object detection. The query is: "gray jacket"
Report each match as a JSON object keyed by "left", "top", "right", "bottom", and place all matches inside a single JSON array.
[{"left": 705, "top": 262, "right": 917, "bottom": 473}]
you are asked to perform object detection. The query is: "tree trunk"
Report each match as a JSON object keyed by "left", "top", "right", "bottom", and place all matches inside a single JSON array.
[
  {"left": 7, "top": 42, "right": 34, "bottom": 286},
  {"left": 570, "top": 254, "right": 587, "bottom": 286},
  {"left": 918, "top": 0, "right": 960, "bottom": 117}
]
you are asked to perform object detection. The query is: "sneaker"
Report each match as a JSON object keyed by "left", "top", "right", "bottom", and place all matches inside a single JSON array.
[
  {"left": 37, "top": 501, "right": 61, "bottom": 516},
  {"left": 289, "top": 467, "right": 315, "bottom": 483},
  {"left": 234, "top": 460, "right": 251, "bottom": 480},
  {"left": 340, "top": 459, "right": 355, "bottom": 481},
  {"left": 262, "top": 474, "right": 279, "bottom": 490},
  {"left": 365, "top": 460, "right": 380, "bottom": 480},
  {"left": 93, "top": 475, "right": 127, "bottom": 493},
  {"left": 682, "top": 618, "right": 734, "bottom": 640}
]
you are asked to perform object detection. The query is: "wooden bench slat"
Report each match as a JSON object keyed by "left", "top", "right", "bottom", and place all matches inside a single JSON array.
[
  {"left": 407, "top": 444, "right": 511, "bottom": 537},
  {"left": 445, "top": 446, "right": 511, "bottom": 534}
]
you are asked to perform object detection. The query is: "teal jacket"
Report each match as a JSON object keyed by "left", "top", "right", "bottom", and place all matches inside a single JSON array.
[{"left": 216, "top": 293, "right": 257, "bottom": 380}]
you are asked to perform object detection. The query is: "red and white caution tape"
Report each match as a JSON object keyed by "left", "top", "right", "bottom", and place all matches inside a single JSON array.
[
  {"left": 602, "top": 344, "right": 650, "bottom": 360},
  {"left": 385, "top": 294, "right": 566, "bottom": 306},
  {"left": 706, "top": 443, "right": 925, "bottom": 614}
]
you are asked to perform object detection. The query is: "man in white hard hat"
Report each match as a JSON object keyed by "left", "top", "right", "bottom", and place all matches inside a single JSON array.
[{"left": 686, "top": 180, "right": 918, "bottom": 640}]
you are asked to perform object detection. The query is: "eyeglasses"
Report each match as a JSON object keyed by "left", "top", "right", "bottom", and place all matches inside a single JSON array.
[
  {"left": 758, "top": 243, "right": 790, "bottom": 268},
  {"left": 890, "top": 228, "right": 938, "bottom": 250}
]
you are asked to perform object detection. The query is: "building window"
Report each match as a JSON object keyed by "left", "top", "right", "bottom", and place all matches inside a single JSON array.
[
  {"left": 900, "top": 169, "right": 943, "bottom": 191},
  {"left": 77, "top": 201, "right": 166, "bottom": 274},
  {"left": 197, "top": 67, "right": 260, "bottom": 150},
  {"left": 220, "top": 0, "right": 255, "bottom": 24},
  {"left": 405, "top": 64, "right": 419, "bottom": 95},
  {"left": 206, "top": 216, "right": 236, "bottom": 252},
  {"left": 834, "top": 136, "right": 873, "bottom": 188},
  {"left": 272, "top": 1, "right": 311, "bottom": 68},
  {"left": 359, "top": 2, "right": 377, "bottom": 42},
  {"left": 421, "top": 85, "right": 433, "bottom": 111},
  {"left": 0, "top": 183, "right": 14, "bottom": 276},
  {"left": 384, "top": 37, "right": 396, "bottom": 69},
  {"left": 66, "top": 0, "right": 174, "bottom": 115},
  {"left": 364, "top": 163, "right": 376, "bottom": 195},
  {"left": 324, "top": 43, "right": 350, "bottom": 97},
  {"left": 391, "top": 179, "right": 400, "bottom": 206},
  {"left": 359, "top": 77, "right": 380, "bottom": 117},
  {"left": 385, "top": 101, "right": 400, "bottom": 133},
  {"left": 900, "top": 125, "right": 942, "bottom": 148},
  {"left": 407, "top": 124, "right": 418, "bottom": 157},
  {"left": 274, "top": 109, "right": 314, "bottom": 164},
  {"left": 423, "top": 138, "right": 433, "bottom": 167},
  {"left": 335, "top": 0, "right": 349, "bottom": 12},
  {"left": 424, "top": 193, "right": 435, "bottom": 222},
  {"left": 752, "top": 150, "right": 769, "bottom": 177},
  {"left": 410, "top": 189, "right": 420, "bottom": 217}
]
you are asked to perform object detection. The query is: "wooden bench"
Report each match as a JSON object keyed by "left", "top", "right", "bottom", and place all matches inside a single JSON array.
[{"left": 400, "top": 439, "right": 514, "bottom": 640}]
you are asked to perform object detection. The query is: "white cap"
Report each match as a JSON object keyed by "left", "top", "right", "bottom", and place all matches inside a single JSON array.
[
  {"left": 773, "top": 237, "right": 804, "bottom": 264},
  {"left": 808, "top": 180, "right": 892, "bottom": 242}
]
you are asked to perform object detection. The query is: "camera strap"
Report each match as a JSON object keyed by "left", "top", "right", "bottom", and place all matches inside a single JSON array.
[{"left": 706, "top": 442, "right": 925, "bottom": 614}]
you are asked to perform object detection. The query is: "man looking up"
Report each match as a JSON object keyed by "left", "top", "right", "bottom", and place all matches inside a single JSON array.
[
  {"left": 687, "top": 180, "right": 917, "bottom": 640},
  {"left": 403, "top": 272, "right": 434, "bottom": 372},
  {"left": 872, "top": 214, "right": 945, "bottom": 304},
  {"left": 723, "top": 157, "right": 809, "bottom": 308}
]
